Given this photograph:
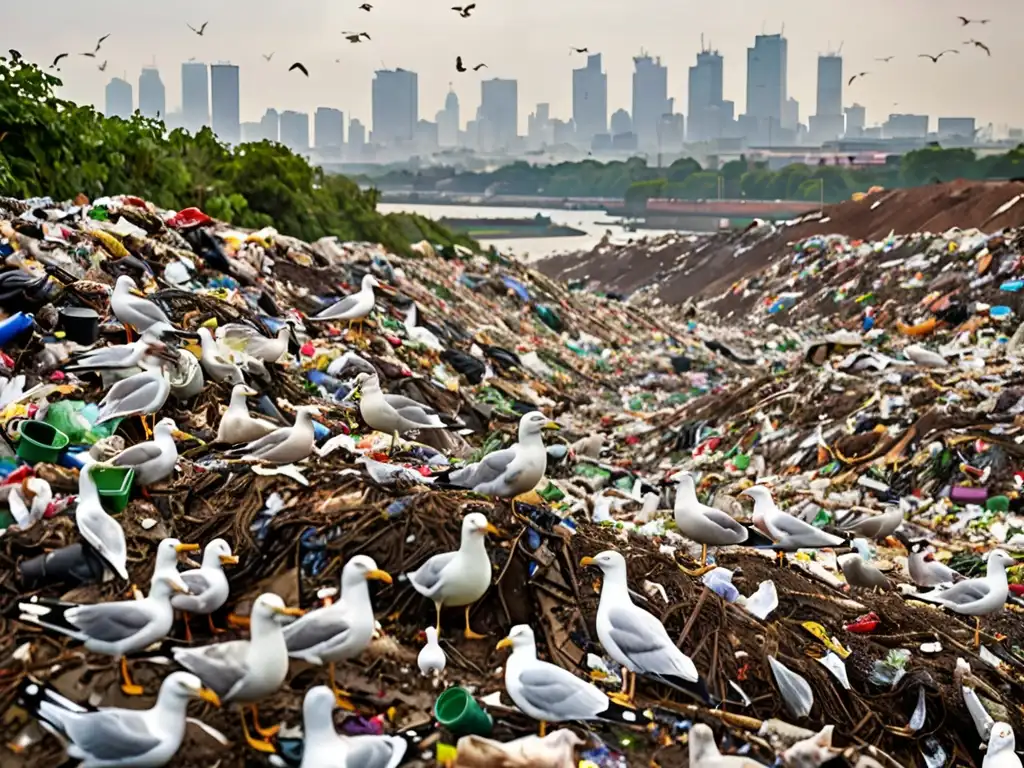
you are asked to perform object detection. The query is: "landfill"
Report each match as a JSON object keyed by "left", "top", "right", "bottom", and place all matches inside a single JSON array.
[{"left": 1, "top": 184, "right": 1024, "bottom": 768}]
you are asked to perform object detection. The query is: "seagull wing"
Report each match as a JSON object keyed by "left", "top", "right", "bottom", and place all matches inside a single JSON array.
[
  {"left": 516, "top": 664, "right": 607, "bottom": 719},
  {"left": 605, "top": 605, "right": 697, "bottom": 679},
  {"left": 61, "top": 710, "right": 161, "bottom": 762},
  {"left": 173, "top": 640, "right": 249, "bottom": 699},
  {"left": 447, "top": 447, "right": 517, "bottom": 490},
  {"left": 240, "top": 428, "right": 290, "bottom": 457},
  {"left": 407, "top": 551, "right": 457, "bottom": 597},
  {"left": 66, "top": 601, "right": 155, "bottom": 643},
  {"left": 699, "top": 507, "right": 747, "bottom": 538},
  {"left": 112, "top": 442, "right": 164, "bottom": 468},
  {"left": 283, "top": 609, "right": 352, "bottom": 655}
]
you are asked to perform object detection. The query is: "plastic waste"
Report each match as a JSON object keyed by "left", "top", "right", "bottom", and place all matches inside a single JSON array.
[
  {"left": 743, "top": 580, "right": 778, "bottom": 620},
  {"left": 768, "top": 656, "right": 814, "bottom": 719},
  {"left": 870, "top": 648, "right": 911, "bottom": 689}
]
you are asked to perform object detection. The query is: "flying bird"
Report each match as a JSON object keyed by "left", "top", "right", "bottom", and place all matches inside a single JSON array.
[
  {"left": 187, "top": 21, "right": 209, "bottom": 36},
  {"left": 452, "top": 4, "right": 476, "bottom": 17},
  {"left": 359, "top": 3, "right": 373, "bottom": 9},
  {"left": 98, "top": 61, "right": 108, "bottom": 72},
  {"left": 965, "top": 39, "right": 992, "bottom": 55},
  {"left": 919, "top": 50, "right": 958, "bottom": 62},
  {"left": 473, "top": 62, "right": 487, "bottom": 71},
  {"left": 848, "top": 72, "right": 869, "bottom": 86},
  {"left": 95, "top": 33, "right": 111, "bottom": 50},
  {"left": 262, "top": 52, "right": 275, "bottom": 61},
  {"left": 79, "top": 51, "right": 97, "bottom": 58},
  {"left": 875, "top": 55, "right": 895, "bottom": 62},
  {"left": 455, "top": 56, "right": 466, "bottom": 72},
  {"left": 50, "top": 53, "right": 68, "bottom": 69},
  {"left": 958, "top": 16, "right": 989, "bottom": 25},
  {"left": 344, "top": 32, "right": 371, "bottom": 42},
  {"left": 570, "top": 47, "right": 589, "bottom": 54},
  {"left": 289, "top": 62, "right": 309, "bottom": 77}
]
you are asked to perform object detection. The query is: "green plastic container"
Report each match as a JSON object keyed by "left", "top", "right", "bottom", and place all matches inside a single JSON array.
[
  {"left": 15, "top": 421, "right": 70, "bottom": 465},
  {"left": 91, "top": 466, "right": 135, "bottom": 513},
  {"left": 433, "top": 687, "right": 493, "bottom": 736}
]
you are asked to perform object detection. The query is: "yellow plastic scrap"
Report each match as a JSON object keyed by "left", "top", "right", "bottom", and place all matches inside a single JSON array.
[
  {"left": 436, "top": 743, "right": 457, "bottom": 764},
  {"left": 92, "top": 230, "right": 130, "bottom": 259},
  {"left": 801, "top": 621, "right": 851, "bottom": 658}
]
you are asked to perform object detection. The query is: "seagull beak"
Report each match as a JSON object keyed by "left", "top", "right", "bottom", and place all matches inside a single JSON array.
[
  {"left": 496, "top": 637, "right": 513, "bottom": 651},
  {"left": 219, "top": 554, "right": 240, "bottom": 566},
  {"left": 243, "top": 388, "right": 259, "bottom": 397},
  {"left": 170, "top": 580, "right": 191, "bottom": 594},
  {"left": 543, "top": 421, "right": 561, "bottom": 431},
  {"left": 183, "top": 340, "right": 203, "bottom": 358},
  {"left": 129, "top": 288, "right": 148, "bottom": 298},
  {"left": 580, "top": 556, "right": 596, "bottom": 567},
  {"left": 175, "top": 543, "right": 201, "bottom": 554},
  {"left": 197, "top": 687, "right": 221, "bottom": 706},
  {"left": 484, "top": 523, "right": 501, "bottom": 536},
  {"left": 366, "top": 569, "right": 393, "bottom": 584},
  {"left": 171, "top": 429, "right": 195, "bottom": 442},
  {"left": 273, "top": 606, "right": 306, "bottom": 617}
]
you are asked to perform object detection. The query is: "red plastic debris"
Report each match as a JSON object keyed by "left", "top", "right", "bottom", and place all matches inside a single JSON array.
[
  {"left": 844, "top": 611, "right": 881, "bottom": 633},
  {"left": 1009, "top": 584, "right": 1024, "bottom": 597},
  {"left": 3, "top": 466, "right": 32, "bottom": 485},
  {"left": 166, "top": 207, "right": 214, "bottom": 229},
  {"left": 299, "top": 342, "right": 315, "bottom": 357}
]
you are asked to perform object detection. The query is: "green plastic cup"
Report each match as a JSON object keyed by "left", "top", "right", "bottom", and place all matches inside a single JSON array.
[
  {"left": 15, "top": 420, "right": 70, "bottom": 465},
  {"left": 433, "top": 686, "right": 493, "bottom": 736},
  {"left": 91, "top": 465, "right": 135, "bottom": 513}
]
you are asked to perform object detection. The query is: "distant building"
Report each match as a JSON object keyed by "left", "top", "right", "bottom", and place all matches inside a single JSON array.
[
  {"left": 241, "top": 121, "right": 264, "bottom": 142},
  {"left": 260, "top": 109, "right": 280, "bottom": 142},
  {"left": 279, "top": 111, "right": 310, "bottom": 153},
  {"left": 937, "top": 117, "right": 976, "bottom": 141},
  {"left": 371, "top": 68, "right": 418, "bottom": 145},
  {"left": 610, "top": 108, "right": 632, "bottom": 136},
  {"left": 138, "top": 67, "right": 165, "bottom": 120},
  {"left": 105, "top": 78, "right": 133, "bottom": 118},
  {"left": 612, "top": 132, "right": 638, "bottom": 151},
  {"left": 632, "top": 54, "right": 670, "bottom": 151},
  {"left": 883, "top": 113, "right": 929, "bottom": 139},
  {"left": 783, "top": 97, "right": 799, "bottom": 133},
  {"left": 746, "top": 34, "right": 787, "bottom": 123},
  {"left": 658, "top": 113, "right": 685, "bottom": 152},
  {"left": 348, "top": 118, "right": 366, "bottom": 159},
  {"left": 479, "top": 78, "right": 518, "bottom": 151},
  {"left": 572, "top": 54, "right": 607, "bottom": 147},
  {"left": 315, "top": 107, "right": 344, "bottom": 156},
  {"left": 416, "top": 119, "right": 438, "bottom": 149},
  {"left": 210, "top": 63, "right": 240, "bottom": 144},
  {"left": 437, "top": 87, "right": 460, "bottom": 147},
  {"left": 551, "top": 118, "right": 575, "bottom": 145},
  {"left": 687, "top": 48, "right": 725, "bottom": 142},
  {"left": 181, "top": 61, "right": 209, "bottom": 133},
  {"left": 527, "top": 102, "right": 552, "bottom": 147},
  {"left": 815, "top": 55, "right": 843, "bottom": 119},
  {"left": 845, "top": 104, "right": 866, "bottom": 136}
]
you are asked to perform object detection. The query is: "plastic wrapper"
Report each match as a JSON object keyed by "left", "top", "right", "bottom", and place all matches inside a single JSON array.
[{"left": 768, "top": 655, "right": 814, "bottom": 719}]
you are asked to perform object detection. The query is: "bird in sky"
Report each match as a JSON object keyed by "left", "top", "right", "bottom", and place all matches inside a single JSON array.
[
  {"left": 455, "top": 56, "right": 466, "bottom": 72},
  {"left": 848, "top": 72, "right": 869, "bottom": 85},
  {"left": 187, "top": 21, "right": 209, "bottom": 36},
  {"left": 95, "top": 33, "right": 111, "bottom": 50},
  {"left": 262, "top": 52, "right": 274, "bottom": 61},
  {"left": 289, "top": 62, "right": 309, "bottom": 76},
  {"left": 473, "top": 62, "right": 487, "bottom": 71},
  {"left": 98, "top": 60, "right": 108, "bottom": 72},
  {"left": 452, "top": 4, "right": 476, "bottom": 17},
  {"left": 50, "top": 53, "right": 68, "bottom": 69},
  {"left": 965, "top": 39, "right": 992, "bottom": 55},
  {"left": 570, "top": 47, "right": 589, "bottom": 54},
  {"left": 875, "top": 55, "right": 895, "bottom": 62},
  {"left": 958, "top": 16, "right": 990, "bottom": 25},
  {"left": 344, "top": 32, "right": 371, "bottom": 42},
  {"left": 919, "top": 50, "right": 958, "bottom": 62},
  {"left": 79, "top": 51, "right": 97, "bottom": 58},
  {"left": 359, "top": 3, "right": 373, "bottom": 9}
]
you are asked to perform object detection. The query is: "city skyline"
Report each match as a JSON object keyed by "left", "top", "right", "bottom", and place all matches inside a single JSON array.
[{"left": 11, "top": 0, "right": 1018, "bottom": 133}]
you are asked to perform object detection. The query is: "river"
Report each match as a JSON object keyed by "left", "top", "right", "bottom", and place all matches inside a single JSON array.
[{"left": 377, "top": 202, "right": 684, "bottom": 262}]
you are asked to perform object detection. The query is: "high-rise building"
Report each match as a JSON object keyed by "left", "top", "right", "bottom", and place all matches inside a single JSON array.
[
  {"left": 572, "top": 54, "right": 607, "bottom": 146},
  {"left": 210, "top": 63, "right": 240, "bottom": 144},
  {"left": 371, "top": 69, "right": 418, "bottom": 145},
  {"left": 783, "top": 98, "right": 799, "bottom": 132},
  {"left": 937, "top": 117, "right": 976, "bottom": 142},
  {"left": 437, "top": 88, "right": 460, "bottom": 147},
  {"left": 845, "top": 104, "right": 866, "bottom": 136},
  {"left": 138, "top": 67, "right": 165, "bottom": 120},
  {"left": 610, "top": 109, "right": 632, "bottom": 136},
  {"left": 241, "top": 122, "right": 264, "bottom": 142},
  {"left": 314, "top": 108, "right": 344, "bottom": 156},
  {"left": 746, "top": 34, "right": 788, "bottom": 124},
  {"left": 883, "top": 113, "right": 929, "bottom": 139},
  {"left": 687, "top": 49, "right": 725, "bottom": 142},
  {"left": 632, "top": 54, "right": 670, "bottom": 151},
  {"left": 279, "top": 111, "right": 310, "bottom": 153},
  {"left": 527, "top": 102, "right": 552, "bottom": 147},
  {"left": 260, "top": 109, "right": 280, "bottom": 142},
  {"left": 348, "top": 118, "right": 366, "bottom": 159},
  {"left": 105, "top": 78, "right": 133, "bottom": 118},
  {"left": 816, "top": 55, "right": 843, "bottom": 118},
  {"left": 479, "top": 78, "right": 518, "bottom": 151},
  {"left": 181, "top": 61, "right": 209, "bottom": 133}
]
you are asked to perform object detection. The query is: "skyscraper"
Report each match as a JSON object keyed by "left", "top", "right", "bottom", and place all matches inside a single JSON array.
[
  {"left": 816, "top": 55, "right": 843, "bottom": 118},
  {"left": 610, "top": 109, "right": 632, "bottom": 136},
  {"left": 572, "top": 54, "right": 607, "bottom": 146},
  {"left": 105, "top": 78, "right": 133, "bottom": 119},
  {"left": 138, "top": 68, "right": 165, "bottom": 120},
  {"left": 260, "top": 109, "right": 280, "bottom": 142},
  {"left": 371, "top": 69, "right": 418, "bottom": 145},
  {"left": 746, "top": 34, "right": 787, "bottom": 123},
  {"left": 845, "top": 104, "right": 866, "bottom": 136},
  {"left": 181, "top": 61, "right": 209, "bottom": 133},
  {"left": 437, "top": 88, "right": 460, "bottom": 147},
  {"left": 479, "top": 78, "right": 518, "bottom": 152},
  {"left": 280, "top": 111, "right": 310, "bottom": 153},
  {"left": 314, "top": 108, "right": 344, "bottom": 156},
  {"left": 210, "top": 63, "right": 240, "bottom": 144},
  {"left": 632, "top": 54, "right": 670, "bottom": 151},
  {"left": 687, "top": 49, "right": 724, "bottom": 141},
  {"left": 348, "top": 118, "right": 366, "bottom": 159}
]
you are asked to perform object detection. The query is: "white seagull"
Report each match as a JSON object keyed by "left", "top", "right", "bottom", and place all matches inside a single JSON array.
[
  {"left": 309, "top": 274, "right": 380, "bottom": 335},
  {"left": 403, "top": 304, "right": 444, "bottom": 352},
  {"left": 74, "top": 463, "right": 129, "bottom": 580},
  {"left": 110, "top": 276, "right": 172, "bottom": 334},
  {"left": 170, "top": 538, "right": 238, "bottom": 640},
  {"left": 351, "top": 371, "right": 447, "bottom": 451},
  {"left": 228, "top": 405, "right": 320, "bottom": 464},
  {"left": 299, "top": 686, "right": 409, "bottom": 768},
  {"left": 417, "top": 626, "right": 446, "bottom": 678},
  {"left": 216, "top": 322, "right": 293, "bottom": 363},
  {"left": 216, "top": 384, "right": 278, "bottom": 444},
  {"left": 741, "top": 485, "right": 845, "bottom": 566}
]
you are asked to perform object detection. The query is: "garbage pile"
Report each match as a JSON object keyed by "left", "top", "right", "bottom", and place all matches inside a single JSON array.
[{"left": 0, "top": 189, "right": 1023, "bottom": 768}]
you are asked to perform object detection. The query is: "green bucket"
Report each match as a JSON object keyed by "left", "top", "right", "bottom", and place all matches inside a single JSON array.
[
  {"left": 91, "top": 465, "right": 135, "bottom": 514},
  {"left": 15, "top": 421, "right": 70, "bottom": 465},
  {"left": 433, "top": 686, "right": 493, "bottom": 736}
]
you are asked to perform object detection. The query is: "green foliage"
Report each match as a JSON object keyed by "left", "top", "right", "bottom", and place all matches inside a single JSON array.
[{"left": 0, "top": 56, "right": 475, "bottom": 255}]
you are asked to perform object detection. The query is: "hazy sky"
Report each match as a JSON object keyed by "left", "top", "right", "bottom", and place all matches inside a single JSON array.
[{"left": 8, "top": 0, "right": 1019, "bottom": 133}]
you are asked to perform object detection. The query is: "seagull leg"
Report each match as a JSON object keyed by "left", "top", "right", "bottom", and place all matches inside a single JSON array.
[
  {"left": 680, "top": 544, "right": 716, "bottom": 577},
  {"left": 139, "top": 414, "right": 153, "bottom": 440},
  {"left": 182, "top": 612, "right": 193, "bottom": 643},
  {"left": 388, "top": 430, "right": 397, "bottom": 456},
  {"left": 208, "top": 613, "right": 226, "bottom": 635},
  {"left": 463, "top": 605, "right": 486, "bottom": 640},
  {"left": 329, "top": 662, "right": 356, "bottom": 711},
  {"left": 776, "top": 551, "right": 786, "bottom": 568},
  {"left": 240, "top": 710, "right": 276, "bottom": 753},
  {"left": 974, "top": 616, "right": 981, "bottom": 648},
  {"left": 539, "top": 721, "right": 547, "bottom": 738},
  {"left": 608, "top": 668, "right": 634, "bottom": 707},
  {"left": 628, "top": 668, "right": 636, "bottom": 701},
  {"left": 120, "top": 657, "right": 144, "bottom": 696},
  {"left": 435, "top": 602, "right": 442, "bottom": 635},
  {"left": 250, "top": 704, "right": 280, "bottom": 739}
]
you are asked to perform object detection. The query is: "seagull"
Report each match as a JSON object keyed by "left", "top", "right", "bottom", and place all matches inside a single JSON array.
[
  {"left": 216, "top": 384, "right": 279, "bottom": 445},
  {"left": 171, "top": 538, "right": 238, "bottom": 641},
  {"left": 187, "top": 21, "right": 209, "bottom": 36},
  {"left": 848, "top": 72, "right": 869, "bottom": 86},
  {"left": 173, "top": 593, "right": 303, "bottom": 752},
  {"left": 497, "top": 624, "right": 641, "bottom": 736},
  {"left": 98, "top": 61, "right": 108, "bottom": 72},
  {"left": 404, "top": 305, "right": 444, "bottom": 351},
  {"left": 407, "top": 512, "right": 498, "bottom": 639},
  {"left": 452, "top": 4, "right": 476, "bottom": 17},
  {"left": 216, "top": 322, "right": 293, "bottom": 363},
  {"left": 227, "top": 405, "right": 321, "bottom": 464},
  {"left": 359, "top": 3, "right": 373, "bottom": 9},
  {"left": 965, "top": 40, "right": 992, "bottom": 55},
  {"left": 299, "top": 686, "right": 409, "bottom": 768},
  {"left": 919, "top": 50, "right": 958, "bottom": 62},
  {"left": 838, "top": 539, "right": 891, "bottom": 591},
  {"left": 904, "top": 539, "right": 964, "bottom": 588},
  {"left": 74, "top": 464, "right": 129, "bottom": 581},
  {"left": 50, "top": 53, "right": 69, "bottom": 69},
  {"left": 570, "top": 47, "right": 589, "bottom": 54},
  {"left": 958, "top": 16, "right": 990, "bottom": 25},
  {"left": 289, "top": 62, "right": 310, "bottom": 77},
  {"left": 7, "top": 477, "right": 52, "bottom": 528},
  {"left": 689, "top": 723, "right": 769, "bottom": 767},
  {"left": 876, "top": 55, "right": 895, "bottom": 62},
  {"left": 308, "top": 273, "right": 380, "bottom": 332},
  {"left": 196, "top": 327, "right": 245, "bottom": 385},
  {"left": 835, "top": 505, "right": 903, "bottom": 540},
  {"left": 983, "top": 722, "right": 1022, "bottom": 768},
  {"left": 94, "top": 346, "right": 174, "bottom": 436},
  {"left": 741, "top": 485, "right": 845, "bottom": 566},
  {"left": 111, "top": 275, "right": 172, "bottom": 334},
  {"left": 344, "top": 32, "right": 371, "bottom": 42},
  {"left": 17, "top": 671, "right": 220, "bottom": 767},
  {"left": 109, "top": 417, "right": 187, "bottom": 486},
  {"left": 94, "top": 33, "right": 111, "bottom": 52},
  {"left": 473, "top": 63, "right": 487, "bottom": 71},
  {"left": 911, "top": 549, "right": 1018, "bottom": 647},
  {"left": 79, "top": 51, "right": 97, "bottom": 58},
  {"left": 456, "top": 56, "right": 467, "bottom": 73},
  {"left": 418, "top": 626, "right": 446, "bottom": 678},
  {"left": 581, "top": 551, "right": 705, "bottom": 707},
  {"left": 284, "top": 556, "right": 391, "bottom": 706},
  {"left": 349, "top": 371, "right": 448, "bottom": 452},
  {"left": 262, "top": 52, "right": 275, "bottom": 61},
  {"left": 17, "top": 570, "right": 190, "bottom": 695}
]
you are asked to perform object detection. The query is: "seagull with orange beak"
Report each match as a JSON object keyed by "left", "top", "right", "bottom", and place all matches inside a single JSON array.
[{"left": 171, "top": 538, "right": 239, "bottom": 641}]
